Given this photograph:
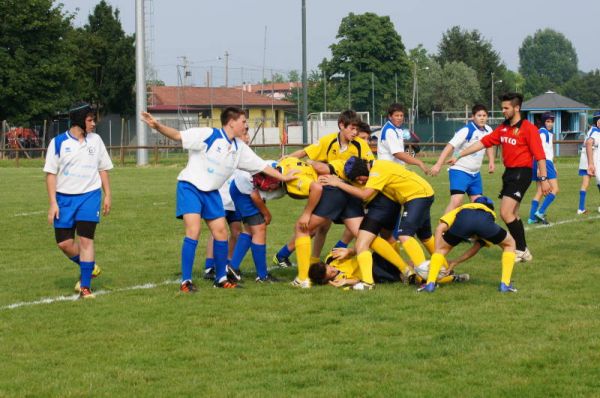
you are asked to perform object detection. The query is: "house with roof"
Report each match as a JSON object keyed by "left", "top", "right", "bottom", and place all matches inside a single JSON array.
[
  {"left": 522, "top": 91, "right": 590, "bottom": 155},
  {"left": 236, "top": 82, "right": 302, "bottom": 101},
  {"left": 147, "top": 85, "right": 296, "bottom": 144}
]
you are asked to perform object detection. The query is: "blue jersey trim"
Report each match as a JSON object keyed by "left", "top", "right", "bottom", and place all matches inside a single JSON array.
[
  {"left": 54, "top": 132, "right": 71, "bottom": 156},
  {"left": 204, "top": 128, "right": 223, "bottom": 151},
  {"left": 539, "top": 127, "right": 551, "bottom": 144},
  {"left": 380, "top": 121, "right": 398, "bottom": 141}
]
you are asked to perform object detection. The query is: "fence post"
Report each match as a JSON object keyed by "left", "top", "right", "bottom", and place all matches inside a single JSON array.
[
  {"left": 154, "top": 145, "right": 158, "bottom": 166},
  {"left": 15, "top": 148, "right": 20, "bottom": 168}
]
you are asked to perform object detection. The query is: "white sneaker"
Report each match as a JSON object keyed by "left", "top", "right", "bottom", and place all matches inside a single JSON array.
[
  {"left": 290, "top": 277, "right": 311, "bottom": 289},
  {"left": 577, "top": 209, "right": 587, "bottom": 215},
  {"left": 597, "top": 206, "right": 600, "bottom": 214},
  {"left": 515, "top": 248, "right": 533, "bottom": 263},
  {"left": 349, "top": 281, "right": 374, "bottom": 291}
]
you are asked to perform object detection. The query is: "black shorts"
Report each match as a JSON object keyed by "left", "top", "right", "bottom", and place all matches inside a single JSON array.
[
  {"left": 364, "top": 193, "right": 401, "bottom": 231},
  {"left": 313, "top": 186, "right": 364, "bottom": 223},
  {"left": 443, "top": 209, "right": 507, "bottom": 246},
  {"left": 242, "top": 213, "right": 265, "bottom": 226},
  {"left": 397, "top": 196, "right": 434, "bottom": 240},
  {"left": 500, "top": 167, "right": 532, "bottom": 203},
  {"left": 225, "top": 210, "right": 242, "bottom": 224},
  {"left": 372, "top": 252, "right": 401, "bottom": 283}
]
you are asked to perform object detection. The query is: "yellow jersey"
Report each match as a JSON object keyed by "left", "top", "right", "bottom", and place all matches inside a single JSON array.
[
  {"left": 328, "top": 158, "right": 364, "bottom": 188},
  {"left": 327, "top": 255, "right": 362, "bottom": 281},
  {"left": 365, "top": 160, "right": 434, "bottom": 204},
  {"left": 278, "top": 157, "right": 317, "bottom": 199},
  {"left": 439, "top": 203, "right": 496, "bottom": 228},
  {"left": 304, "top": 132, "right": 374, "bottom": 162}
]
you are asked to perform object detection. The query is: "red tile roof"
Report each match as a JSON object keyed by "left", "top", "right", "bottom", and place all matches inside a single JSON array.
[
  {"left": 237, "top": 82, "right": 302, "bottom": 93},
  {"left": 148, "top": 86, "right": 295, "bottom": 112}
]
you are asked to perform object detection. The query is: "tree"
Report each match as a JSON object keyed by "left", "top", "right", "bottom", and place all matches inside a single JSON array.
[
  {"left": 519, "top": 28, "right": 578, "bottom": 98},
  {"left": 287, "top": 70, "right": 300, "bottom": 83},
  {"left": 562, "top": 70, "right": 600, "bottom": 109},
  {"left": 319, "top": 12, "right": 411, "bottom": 120},
  {"left": 0, "top": 0, "right": 77, "bottom": 124},
  {"left": 419, "top": 62, "right": 481, "bottom": 112},
  {"left": 436, "top": 26, "right": 508, "bottom": 108}
]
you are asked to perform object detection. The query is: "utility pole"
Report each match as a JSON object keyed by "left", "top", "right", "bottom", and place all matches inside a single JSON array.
[
  {"left": 224, "top": 51, "right": 229, "bottom": 87},
  {"left": 135, "top": 0, "right": 148, "bottom": 165},
  {"left": 348, "top": 71, "right": 351, "bottom": 109},
  {"left": 371, "top": 72, "right": 375, "bottom": 123},
  {"left": 301, "top": 0, "right": 308, "bottom": 144}
]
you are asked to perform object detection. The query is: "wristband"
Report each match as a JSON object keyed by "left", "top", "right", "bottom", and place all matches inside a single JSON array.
[{"left": 539, "top": 176, "right": 548, "bottom": 181}]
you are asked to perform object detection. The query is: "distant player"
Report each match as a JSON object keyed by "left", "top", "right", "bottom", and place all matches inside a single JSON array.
[
  {"left": 141, "top": 108, "right": 297, "bottom": 292},
  {"left": 430, "top": 104, "right": 495, "bottom": 214},
  {"left": 44, "top": 102, "right": 113, "bottom": 299},
  {"left": 356, "top": 121, "right": 371, "bottom": 142},
  {"left": 584, "top": 111, "right": 600, "bottom": 212},
  {"left": 449, "top": 93, "right": 550, "bottom": 263},
  {"left": 528, "top": 113, "right": 559, "bottom": 225},
  {"left": 418, "top": 196, "right": 517, "bottom": 293},
  {"left": 377, "top": 103, "right": 429, "bottom": 173}
]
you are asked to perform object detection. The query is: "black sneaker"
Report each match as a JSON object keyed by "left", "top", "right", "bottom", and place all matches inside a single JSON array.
[
  {"left": 180, "top": 280, "right": 198, "bottom": 293},
  {"left": 226, "top": 265, "right": 242, "bottom": 282},
  {"left": 203, "top": 267, "right": 215, "bottom": 280},
  {"left": 255, "top": 273, "right": 281, "bottom": 283},
  {"left": 272, "top": 254, "right": 294, "bottom": 268}
]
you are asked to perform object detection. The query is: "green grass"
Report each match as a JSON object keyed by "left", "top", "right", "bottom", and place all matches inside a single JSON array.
[{"left": 1, "top": 158, "right": 600, "bottom": 397}]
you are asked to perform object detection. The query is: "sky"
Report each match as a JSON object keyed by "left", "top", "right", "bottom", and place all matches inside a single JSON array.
[{"left": 58, "top": 0, "right": 600, "bottom": 87}]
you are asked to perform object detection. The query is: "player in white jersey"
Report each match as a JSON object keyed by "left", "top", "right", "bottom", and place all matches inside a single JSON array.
[
  {"left": 377, "top": 103, "right": 429, "bottom": 173},
  {"left": 141, "top": 107, "right": 297, "bottom": 292},
  {"left": 44, "top": 102, "right": 113, "bottom": 299},
  {"left": 430, "top": 104, "right": 495, "bottom": 215},
  {"left": 584, "top": 112, "right": 600, "bottom": 213},
  {"left": 528, "top": 113, "right": 559, "bottom": 224}
]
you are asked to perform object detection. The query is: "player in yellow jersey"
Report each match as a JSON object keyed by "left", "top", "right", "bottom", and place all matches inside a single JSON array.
[
  {"left": 418, "top": 196, "right": 517, "bottom": 293},
  {"left": 319, "top": 157, "right": 435, "bottom": 290}
]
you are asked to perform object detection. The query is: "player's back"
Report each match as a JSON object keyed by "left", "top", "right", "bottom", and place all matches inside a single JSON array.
[{"left": 279, "top": 157, "right": 317, "bottom": 199}]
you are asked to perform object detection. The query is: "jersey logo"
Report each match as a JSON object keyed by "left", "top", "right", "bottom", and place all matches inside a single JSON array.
[
  {"left": 65, "top": 147, "right": 72, "bottom": 153},
  {"left": 513, "top": 128, "right": 520, "bottom": 136},
  {"left": 88, "top": 147, "right": 96, "bottom": 155},
  {"left": 207, "top": 168, "right": 215, "bottom": 173},
  {"left": 500, "top": 137, "right": 517, "bottom": 145},
  {"left": 514, "top": 191, "right": 521, "bottom": 198}
]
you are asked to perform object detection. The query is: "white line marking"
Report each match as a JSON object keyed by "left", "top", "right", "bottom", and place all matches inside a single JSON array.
[
  {"left": 152, "top": 202, "right": 168, "bottom": 206},
  {"left": 13, "top": 210, "right": 45, "bottom": 217},
  {"left": 525, "top": 214, "right": 600, "bottom": 231}
]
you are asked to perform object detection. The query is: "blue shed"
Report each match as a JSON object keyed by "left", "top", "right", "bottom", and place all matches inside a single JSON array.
[{"left": 522, "top": 91, "right": 590, "bottom": 156}]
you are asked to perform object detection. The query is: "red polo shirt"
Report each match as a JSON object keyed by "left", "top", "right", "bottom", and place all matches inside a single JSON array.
[{"left": 480, "top": 119, "right": 546, "bottom": 168}]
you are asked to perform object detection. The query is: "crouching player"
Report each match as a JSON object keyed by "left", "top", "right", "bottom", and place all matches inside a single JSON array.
[
  {"left": 44, "top": 102, "right": 112, "bottom": 299},
  {"left": 419, "top": 196, "right": 517, "bottom": 293}
]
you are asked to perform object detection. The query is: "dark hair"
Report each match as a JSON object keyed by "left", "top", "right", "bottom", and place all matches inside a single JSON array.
[
  {"left": 500, "top": 93, "right": 524, "bottom": 108},
  {"left": 69, "top": 101, "right": 95, "bottom": 130},
  {"left": 308, "top": 262, "right": 328, "bottom": 285},
  {"left": 471, "top": 104, "right": 488, "bottom": 115},
  {"left": 338, "top": 109, "right": 361, "bottom": 128},
  {"left": 387, "top": 103, "right": 406, "bottom": 116},
  {"left": 357, "top": 121, "right": 371, "bottom": 135},
  {"left": 220, "top": 106, "right": 246, "bottom": 126},
  {"left": 344, "top": 156, "right": 370, "bottom": 181}
]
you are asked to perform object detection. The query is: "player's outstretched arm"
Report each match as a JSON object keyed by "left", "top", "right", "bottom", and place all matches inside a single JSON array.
[
  {"left": 319, "top": 175, "right": 375, "bottom": 201},
  {"left": 448, "top": 141, "right": 485, "bottom": 165},
  {"left": 262, "top": 165, "right": 298, "bottom": 182},
  {"left": 447, "top": 241, "right": 483, "bottom": 272},
  {"left": 283, "top": 149, "right": 307, "bottom": 160},
  {"left": 297, "top": 182, "right": 322, "bottom": 232},
  {"left": 141, "top": 112, "right": 181, "bottom": 141},
  {"left": 431, "top": 144, "right": 455, "bottom": 176},
  {"left": 393, "top": 151, "right": 429, "bottom": 174}
]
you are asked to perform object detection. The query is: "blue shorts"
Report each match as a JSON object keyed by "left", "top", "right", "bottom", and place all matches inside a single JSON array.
[
  {"left": 578, "top": 169, "right": 590, "bottom": 177},
  {"left": 448, "top": 169, "right": 483, "bottom": 196},
  {"left": 532, "top": 160, "right": 557, "bottom": 181},
  {"left": 229, "top": 181, "right": 260, "bottom": 218},
  {"left": 54, "top": 189, "right": 102, "bottom": 229},
  {"left": 176, "top": 181, "right": 225, "bottom": 220},
  {"left": 225, "top": 210, "right": 242, "bottom": 224}
]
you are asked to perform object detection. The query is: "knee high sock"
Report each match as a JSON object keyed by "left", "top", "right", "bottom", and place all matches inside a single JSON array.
[
  {"left": 251, "top": 242, "right": 267, "bottom": 279},
  {"left": 181, "top": 237, "right": 198, "bottom": 282},
  {"left": 357, "top": 251, "right": 374, "bottom": 285},
  {"left": 276, "top": 244, "right": 292, "bottom": 260},
  {"left": 401, "top": 237, "right": 427, "bottom": 266},
  {"left": 213, "top": 239, "right": 229, "bottom": 282},
  {"left": 529, "top": 200, "right": 539, "bottom": 219},
  {"left": 370, "top": 237, "right": 409, "bottom": 274},
  {"left": 230, "top": 233, "right": 252, "bottom": 271},
  {"left": 79, "top": 261, "right": 95, "bottom": 288},
  {"left": 539, "top": 193, "right": 556, "bottom": 215},
  {"left": 295, "top": 236, "right": 311, "bottom": 281},
  {"left": 426, "top": 253, "right": 445, "bottom": 284},
  {"left": 204, "top": 258, "right": 214, "bottom": 270},
  {"left": 421, "top": 237, "right": 435, "bottom": 254},
  {"left": 69, "top": 255, "right": 80, "bottom": 265},
  {"left": 579, "top": 190, "right": 587, "bottom": 211},
  {"left": 501, "top": 251, "right": 516, "bottom": 285},
  {"left": 506, "top": 219, "right": 527, "bottom": 251}
]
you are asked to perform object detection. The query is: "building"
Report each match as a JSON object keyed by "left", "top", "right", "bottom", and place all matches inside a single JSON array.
[
  {"left": 522, "top": 91, "right": 590, "bottom": 155},
  {"left": 236, "top": 82, "right": 302, "bottom": 101},
  {"left": 147, "top": 85, "right": 296, "bottom": 144}
]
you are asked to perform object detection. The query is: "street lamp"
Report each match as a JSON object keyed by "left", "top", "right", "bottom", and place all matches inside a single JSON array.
[
  {"left": 411, "top": 63, "right": 429, "bottom": 132},
  {"left": 491, "top": 72, "right": 503, "bottom": 122}
]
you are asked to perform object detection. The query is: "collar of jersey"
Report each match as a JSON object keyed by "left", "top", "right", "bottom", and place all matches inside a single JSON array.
[
  {"left": 468, "top": 121, "right": 485, "bottom": 131},
  {"left": 219, "top": 128, "right": 237, "bottom": 150},
  {"left": 502, "top": 118, "right": 524, "bottom": 128},
  {"left": 386, "top": 119, "right": 403, "bottom": 129},
  {"left": 66, "top": 130, "right": 86, "bottom": 143}
]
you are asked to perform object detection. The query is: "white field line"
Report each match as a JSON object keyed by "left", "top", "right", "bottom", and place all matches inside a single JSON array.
[
  {"left": 2, "top": 214, "right": 598, "bottom": 311},
  {"left": 13, "top": 210, "right": 45, "bottom": 217}
]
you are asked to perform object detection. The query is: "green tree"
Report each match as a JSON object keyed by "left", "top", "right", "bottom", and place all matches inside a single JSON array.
[
  {"left": 0, "top": 0, "right": 76, "bottom": 124},
  {"left": 320, "top": 12, "right": 411, "bottom": 120},
  {"left": 436, "top": 26, "right": 508, "bottom": 108},
  {"left": 519, "top": 28, "right": 578, "bottom": 98},
  {"left": 419, "top": 61, "right": 481, "bottom": 112},
  {"left": 287, "top": 70, "right": 300, "bottom": 83},
  {"left": 562, "top": 70, "right": 600, "bottom": 109}
]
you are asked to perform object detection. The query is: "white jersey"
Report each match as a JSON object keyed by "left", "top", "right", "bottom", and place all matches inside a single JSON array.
[
  {"left": 43, "top": 131, "right": 113, "bottom": 194},
  {"left": 538, "top": 127, "right": 554, "bottom": 162},
  {"left": 218, "top": 177, "right": 236, "bottom": 211},
  {"left": 233, "top": 169, "right": 254, "bottom": 195},
  {"left": 178, "top": 127, "right": 267, "bottom": 191},
  {"left": 377, "top": 120, "right": 410, "bottom": 165},
  {"left": 448, "top": 121, "right": 492, "bottom": 174}
]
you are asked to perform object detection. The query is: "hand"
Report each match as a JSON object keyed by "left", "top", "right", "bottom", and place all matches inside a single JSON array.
[
  {"left": 47, "top": 203, "right": 59, "bottom": 225},
  {"left": 331, "top": 247, "right": 351, "bottom": 260},
  {"left": 318, "top": 174, "right": 341, "bottom": 187},
  {"left": 447, "top": 157, "right": 458, "bottom": 166},
  {"left": 278, "top": 154, "right": 289, "bottom": 161},
  {"left": 141, "top": 112, "right": 160, "bottom": 130},
  {"left": 488, "top": 162, "right": 495, "bottom": 174},
  {"left": 103, "top": 195, "right": 112, "bottom": 216},
  {"left": 541, "top": 180, "right": 551, "bottom": 196},
  {"left": 429, "top": 163, "right": 441, "bottom": 177},
  {"left": 296, "top": 212, "right": 310, "bottom": 232},
  {"left": 263, "top": 211, "right": 272, "bottom": 225},
  {"left": 283, "top": 169, "right": 299, "bottom": 182},
  {"left": 588, "top": 165, "right": 596, "bottom": 176},
  {"left": 421, "top": 164, "right": 431, "bottom": 175}
]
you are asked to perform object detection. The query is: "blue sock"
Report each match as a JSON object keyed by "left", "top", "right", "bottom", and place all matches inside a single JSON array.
[
  {"left": 230, "top": 233, "right": 252, "bottom": 271},
  {"left": 181, "top": 237, "right": 198, "bottom": 282},
  {"left": 333, "top": 240, "right": 348, "bottom": 249},
  {"left": 579, "top": 190, "right": 587, "bottom": 211},
  {"left": 69, "top": 255, "right": 80, "bottom": 265},
  {"left": 79, "top": 261, "right": 95, "bottom": 288},
  {"left": 204, "top": 257, "right": 215, "bottom": 270},
  {"left": 529, "top": 200, "right": 539, "bottom": 220},
  {"left": 251, "top": 242, "right": 268, "bottom": 279},
  {"left": 539, "top": 193, "right": 556, "bottom": 214},
  {"left": 214, "top": 239, "right": 229, "bottom": 282},
  {"left": 276, "top": 244, "right": 292, "bottom": 260}
]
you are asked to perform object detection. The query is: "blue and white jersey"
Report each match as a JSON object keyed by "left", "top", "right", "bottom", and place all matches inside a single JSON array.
[
  {"left": 44, "top": 131, "right": 113, "bottom": 194},
  {"left": 579, "top": 128, "right": 596, "bottom": 170},
  {"left": 538, "top": 127, "right": 554, "bottom": 162},
  {"left": 178, "top": 127, "right": 267, "bottom": 191},
  {"left": 377, "top": 120, "right": 410, "bottom": 164},
  {"left": 233, "top": 169, "right": 254, "bottom": 195},
  {"left": 448, "top": 121, "right": 492, "bottom": 174},
  {"left": 218, "top": 177, "right": 236, "bottom": 211}
]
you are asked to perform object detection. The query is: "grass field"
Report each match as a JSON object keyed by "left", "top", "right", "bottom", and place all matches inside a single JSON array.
[{"left": 1, "top": 156, "right": 600, "bottom": 397}]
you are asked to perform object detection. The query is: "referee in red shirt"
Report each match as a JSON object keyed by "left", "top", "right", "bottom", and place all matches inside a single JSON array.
[{"left": 449, "top": 93, "right": 550, "bottom": 263}]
